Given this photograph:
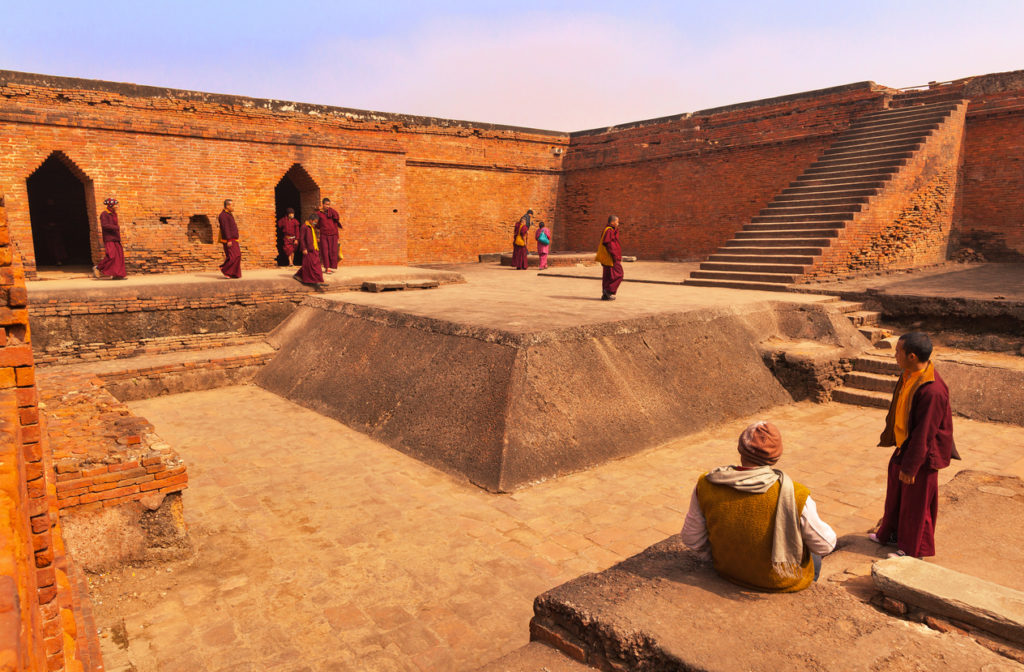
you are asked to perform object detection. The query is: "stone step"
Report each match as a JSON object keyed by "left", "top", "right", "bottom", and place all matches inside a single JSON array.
[
  {"left": 827, "top": 131, "right": 932, "bottom": 150},
  {"left": 796, "top": 165, "right": 901, "bottom": 181},
  {"left": 698, "top": 261, "right": 809, "bottom": 274},
  {"left": 855, "top": 354, "right": 900, "bottom": 375},
  {"left": 790, "top": 170, "right": 897, "bottom": 186},
  {"left": 751, "top": 212, "right": 851, "bottom": 223},
  {"left": 724, "top": 237, "right": 834, "bottom": 247},
  {"left": 832, "top": 301, "right": 866, "bottom": 313},
  {"left": 889, "top": 94, "right": 966, "bottom": 109},
  {"left": 845, "top": 371, "right": 898, "bottom": 393},
  {"left": 682, "top": 278, "right": 793, "bottom": 292},
  {"left": 784, "top": 178, "right": 890, "bottom": 193},
  {"left": 773, "top": 188, "right": 879, "bottom": 201},
  {"left": 835, "top": 122, "right": 939, "bottom": 145},
  {"left": 818, "top": 144, "right": 921, "bottom": 162},
  {"left": 853, "top": 107, "right": 954, "bottom": 126},
  {"left": 689, "top": 269, "right": 799, "bottom": 283},
  {"left": 707, "top": 253, "right": 817, "bottom": 264},
  {"left": 843, "top": 115, "right": 950, "bottom": 137},
  {"left": 744, "top": 221, "right": 846, "bottom": 232},
  {"left": 759, "top": 202, "right": 863, "bottom": 216},
  {"left": 718, "top": 244, "right": 825, "bottom": 255},
  {"left": 861, "top": 100, "right": 961, "bottom": 118},
  {"left": 832, "top": 386, "right": 891, "bottom": 408},
  {"left": 859, "top": 326, "right": 895, "bottom": 344},
  {"left": 844, "top": 309, "right": 882, "bottom": 326},
  {"left": 804, "top": 157, "right": 909, "bottom": 174},
  {"left": 736, "top": 229, "right": 840, "bottom": 240}
]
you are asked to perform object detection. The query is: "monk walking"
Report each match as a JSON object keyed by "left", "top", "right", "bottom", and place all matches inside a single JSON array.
[
  {"left": 277, "top": 207, "right": 300, "bottom": 266},
  {"left": 317, "top": 198, "right": 341, "bottom": 274},
  {"left": 218, "top": 199, "right": 242, "bottom": 278},
  {"left": 871, "top": 332, "right": 958, "bottom": 558},
  {"left": 93, "top": 197, "right": 126, "bottom": 279},
  {"left": 596, "top": 215, "right": 622, "bottom": 300},
  {"left": 512, "top": 209, "right": 532, "bottom": 270},
  {"left": 295, "top": 213, "right": 324, "bottom": 285}
]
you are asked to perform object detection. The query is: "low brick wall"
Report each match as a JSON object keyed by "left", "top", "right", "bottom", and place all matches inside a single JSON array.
[{"left": 98, "top": 347, "right": 275, "bottom": 401}]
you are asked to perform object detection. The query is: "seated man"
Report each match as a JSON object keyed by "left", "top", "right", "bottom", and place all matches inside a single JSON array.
[{"left": 680, "top": 421, "right": 837, "bottom": 592}]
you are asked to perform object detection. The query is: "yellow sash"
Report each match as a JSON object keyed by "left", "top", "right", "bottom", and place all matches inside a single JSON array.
[
  {"left": 594, "top": 226, "right": 614, "bottom": 266},
  {"left": 306, "top": 222, "right": 319, "bottom": 251}
]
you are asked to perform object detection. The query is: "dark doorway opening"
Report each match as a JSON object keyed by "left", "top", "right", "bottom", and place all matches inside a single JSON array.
[
  {"left": 27, "top": 153, "right": 94, "bottom": 268},
  {"left": 273, "top": 164, "right": 320, "bottom": 267}
]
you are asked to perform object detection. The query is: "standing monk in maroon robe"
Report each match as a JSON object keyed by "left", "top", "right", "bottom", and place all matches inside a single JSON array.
[
  {"left": 596, "top": 215, "right": 622, "bottom": 300},
  {"left": 277, "top": 208, "right": 300, "bottom": 266},
  {"left": 93, "top": 197, "right": 126, "bottom": 279},
  {"left": 295, "top": 213, "right": 324, "bottom": 285},
  {"left": 218, "top": 199, "right": 242, "bottom": 279},
  {"left": 871, "top": 332, "right": 958, "bottom": 558},
  {"left": 317, "top": 198, "right": 341, "bottom": 274},
  {"left": 511, "top": 209, "right": 532, "bottom": 270}
]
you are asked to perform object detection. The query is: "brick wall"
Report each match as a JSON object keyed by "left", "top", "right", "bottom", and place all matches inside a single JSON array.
[
  {"left": 560, "top": 84, "right": 893, "bottom": 259},
  {"left": 0, "top": 191, "right": 93, "bottom": 671},
  {"left": 802, "top": 103, "right": 967, "bottom": 278},
  {"left": 0, "top": 71, "right": 566, "bottom": 276}
]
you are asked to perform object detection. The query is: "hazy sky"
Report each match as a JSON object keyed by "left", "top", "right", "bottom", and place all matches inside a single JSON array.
[{"left": 2, "top": 1, "right": 1021, "bottom": 131}]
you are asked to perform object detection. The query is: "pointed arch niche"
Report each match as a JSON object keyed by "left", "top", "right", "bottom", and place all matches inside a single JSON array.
[{"left": 25, "top": 151, "right": 97, "bottom": 268}]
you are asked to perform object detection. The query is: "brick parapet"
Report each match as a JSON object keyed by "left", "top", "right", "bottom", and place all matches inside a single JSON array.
[{"left": 0, "top": 191, "right": 93, "bottom": 670}]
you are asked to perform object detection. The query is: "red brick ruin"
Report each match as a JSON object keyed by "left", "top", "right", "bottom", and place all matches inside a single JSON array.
[{"left": 1, "top": 67, "right": 1023, "bottom": 669}]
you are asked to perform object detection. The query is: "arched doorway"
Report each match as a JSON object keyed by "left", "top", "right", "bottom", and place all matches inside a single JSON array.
[
  {"left": 274, "top": 164, "right": 320, "bottom": 266},
  {"left": 27, "top": 152, "right": 95, "bottom": 269}
]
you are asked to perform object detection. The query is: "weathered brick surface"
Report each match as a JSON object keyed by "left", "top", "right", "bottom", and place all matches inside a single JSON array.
[
  {"left": 0, "top": 70, "right": 565, "bottom": 276},
  {"left": 561, "top": 83, "right": 893, "bottom": 259},
  {"left": 0, "top": 193, "right": 94, "bottom": 670}
]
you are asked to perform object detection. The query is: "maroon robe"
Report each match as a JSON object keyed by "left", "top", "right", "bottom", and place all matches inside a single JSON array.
[
  {"left": 278, "top": 215, "right": 300, "bottom": 262},
  {"left": 876, "top": 370, "right": 956, "bottom": 558},
  {"left": 296, "top": 222, "right": 324, "bottom": 284},
  {"left": 219, "top": 210, "right": 241, "bottom": 278},
  {"left": 601, "top": 226, "right": 623, "bottom": 295},
  {"left": 317, "top": 207, "right": 341, "bottom": 270},
  {"left": 512, "top": 220, "right": 530, "bottom": 269},
  {"left": 96, "top": 209, "right": 126, "bottom": 278}
]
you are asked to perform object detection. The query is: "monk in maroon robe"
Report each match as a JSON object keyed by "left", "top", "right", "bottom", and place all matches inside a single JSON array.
[
  {"left": 511, "top": 209, "right": 532, "bottom": 270},
  {"left": 218, "top": 199, "right": 242, "bottom": 278},
  {"left": 872, "top": 332, "right": 958, "bottom": 558},
  {"left": 94, "top": 197, "right": 126, "bottom": 279},
  {"left": 295, "top": 214, "right": 324, "bottom": 285},
  {"left": 277, "top": 208, "right": 300, "bottom": 266},
  {"left": 317, "top": 198, "right": 342, "bottom": 273},
  {"left": 598, "top": 215, "right": 623, "bottom": 300}
]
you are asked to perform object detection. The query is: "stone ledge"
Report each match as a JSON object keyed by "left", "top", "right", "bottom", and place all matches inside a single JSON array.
[{"left": 873, "top": 556, "right": 1024, "bottom": 645}]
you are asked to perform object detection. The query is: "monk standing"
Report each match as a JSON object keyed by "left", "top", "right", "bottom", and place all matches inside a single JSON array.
[
  {"left": 511, "top": 209, "right": 532, "bottom": 270},
  {"left": 871, "top": 332, "right": 958, "bottom": 558},
  {"left": 218, "top": 199, "right": 242, "bottom": 278},
  {"left": 93, "top": 197, "right": 126, "bottom": 279},
  {"left": 317, "top": 198, "right": 341, "bottom": 274},
  {"left": 295, "top": 213, "right": 324, "bottom": 285},
  {"left": 277, "top": 208, "right": 300, "bottom": 266},
  {"left": 596, "top": 215, "right": 622, "bottom": 300}
]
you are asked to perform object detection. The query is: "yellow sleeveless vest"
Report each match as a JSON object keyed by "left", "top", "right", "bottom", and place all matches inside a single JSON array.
[{"left": 696, "top": 474, "right": 815, "bottom": 592}]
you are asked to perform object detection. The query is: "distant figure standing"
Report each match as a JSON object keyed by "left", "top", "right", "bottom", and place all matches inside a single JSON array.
[
  {"left": 317, "top": 198, "right": 342, "bottom": 274},
  {"left": 871, "top": 332, "right": 958, "bottom": 558},
  {"left": 595, "top": 215, "right": 622, "bottom": 300},
  {"left": 93, "top": 198, "right": 126, "bottom": 279},
  {"left": 218, "top": 199, "right": 242, "bottom": 278},
  {"left": 512, "top": 209, "right": 532, "bottom": 270},
  {"left": 535, "top": 221, "right": 552, "bottom": 270},
  {"left": 277, "top": 208, "right": 300, "bottom": 266},
  {"left": 295, "top": 213, "right": 324, "bottom": 285}
]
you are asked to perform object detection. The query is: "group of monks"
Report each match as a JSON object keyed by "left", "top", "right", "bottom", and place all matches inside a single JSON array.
[
  {"left": 90, "top": 196, "right": 345, "bottom": 285},
  {"left": 511, "top": 210, "right": 623, "bottom": 300}
]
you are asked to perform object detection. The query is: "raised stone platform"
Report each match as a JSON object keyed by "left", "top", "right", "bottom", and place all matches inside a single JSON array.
[
  {"left": 497, "top": 251, "right": 605, "bottom": 268},
  {"left": 256, "top": 283, "right": 865, "bottom": 490}
]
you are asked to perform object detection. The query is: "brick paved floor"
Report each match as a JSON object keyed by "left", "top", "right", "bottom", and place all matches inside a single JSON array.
[{"left": 94, "top": 386, "right": 1024, "bottom": 671}]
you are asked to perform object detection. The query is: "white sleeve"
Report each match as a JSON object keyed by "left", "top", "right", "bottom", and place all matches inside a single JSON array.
[
  {"left": 680, "top": 487, "right": 713, "bottom": 561},
  {"left": 800, "top": 495, "right": 837, "bottom": 555}
]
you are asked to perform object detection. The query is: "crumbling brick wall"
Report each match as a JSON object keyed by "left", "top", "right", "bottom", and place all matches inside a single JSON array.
[
  {"left": 0, "top": 191, "right": 94, "bottom": 671},
  {"left": 560, "top": 83, "right": 893, "bottom": 259}
]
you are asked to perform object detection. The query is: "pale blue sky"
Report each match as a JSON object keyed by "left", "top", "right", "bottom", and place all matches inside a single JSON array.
[{"left": 2, "top": 1, "right": 1021, "bottom": 130}]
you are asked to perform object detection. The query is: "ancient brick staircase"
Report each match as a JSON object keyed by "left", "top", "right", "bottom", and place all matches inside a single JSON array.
[
  {"left": 832, "top": 352, "right": 898, "bottom": 408},
  {"left": 685, "top": 99, "right": 966, "bottom": 291}
]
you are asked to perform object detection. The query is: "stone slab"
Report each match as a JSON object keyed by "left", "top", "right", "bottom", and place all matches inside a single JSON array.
[
  {"left": 533, "top": 536, "right": 1021, "bottom": 671},
  {"left": 257, "top": 294, "right": 866, "bottom": 490},
  {"left": 873, "top": 556, "right": 1024, "bottom": 644},
  {"left": 475, "top": 642, "right": 593, "bottom": 672}
]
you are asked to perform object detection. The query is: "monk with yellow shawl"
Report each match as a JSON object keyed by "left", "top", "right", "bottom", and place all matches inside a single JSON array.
[
  {"left": 295, "top": 213, "right": 324, "bottom": 285},
  {"left": 595, "top": 215, "right": 622, "bottom": 300}
]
